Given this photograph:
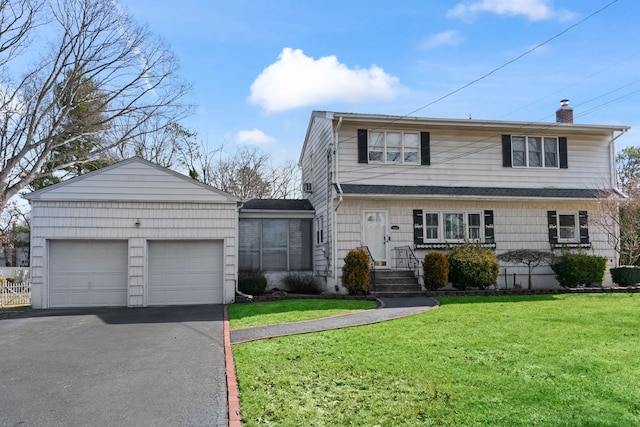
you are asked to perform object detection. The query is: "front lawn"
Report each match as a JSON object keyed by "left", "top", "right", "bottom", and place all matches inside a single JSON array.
[
  {"left": 233, "top": 294, "right": 640, "bottom": 426},
  {"left": 228, "top": 299, "right": 377, "bottom": 330}
]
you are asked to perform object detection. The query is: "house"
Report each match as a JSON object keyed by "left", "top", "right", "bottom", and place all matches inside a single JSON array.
[
  {"left": 299, "top": 102, "right": 630, "bottom": 291},
  {"left": 23, "top": 157, "right": 240, "bottom": 308}
]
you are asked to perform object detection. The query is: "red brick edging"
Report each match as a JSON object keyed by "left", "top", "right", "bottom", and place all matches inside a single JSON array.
[{"left": 223, "top": 305, "right": 242, "bottom": 427}]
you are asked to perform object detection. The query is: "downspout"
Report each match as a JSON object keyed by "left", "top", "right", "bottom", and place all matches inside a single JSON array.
[
  {"left": 607, "top": 129, "right": 628, "bottom": 269},
  {"left": 332, "top": 116, "right": 343, "bottom": 292},
  {"left": 334, "top": 116, "right": 344, "bottom": 211},
  {"left": 609, "top": 129, "right": 628, "bottom": 189}
]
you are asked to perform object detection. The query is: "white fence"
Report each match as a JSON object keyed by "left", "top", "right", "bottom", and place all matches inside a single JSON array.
[{"left": 0, "top": 269, "right": 31, "bottom": 306}]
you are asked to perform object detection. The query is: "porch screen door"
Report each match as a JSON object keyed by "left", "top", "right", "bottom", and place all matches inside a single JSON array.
[{"left": 363, "top": 210, "right": 388, "bottom": 267}]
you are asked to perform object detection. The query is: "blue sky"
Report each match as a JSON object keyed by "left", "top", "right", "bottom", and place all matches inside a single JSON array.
[{"left": 123, "top": 0, "right": 640, "bottom": 163}]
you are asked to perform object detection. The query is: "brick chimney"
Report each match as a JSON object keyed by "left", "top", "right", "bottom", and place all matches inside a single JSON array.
[{"left": 556, "top": 99, "right": 573, "bottom": 124}]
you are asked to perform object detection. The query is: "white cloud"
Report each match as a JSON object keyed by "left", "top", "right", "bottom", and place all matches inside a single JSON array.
[
  {"left": 420, "top": 30, "right": 464, "bottom": 49},
  {"left": 249, "top": 48, "right": 404, "bottom": 112},
  {"left": 235, "top": 129, "right": 276, "bottom": 145},
  {"left": 447, "top": 0, "right": 575, "bottom": 21}
]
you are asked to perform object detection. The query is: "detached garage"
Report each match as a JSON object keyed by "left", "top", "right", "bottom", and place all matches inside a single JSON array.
[{"left": 24, "top": 157, "right": 240, "bottom": 309}]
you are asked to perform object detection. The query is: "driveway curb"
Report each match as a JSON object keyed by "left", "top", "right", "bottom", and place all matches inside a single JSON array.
[{"left": 224, "top": 305, "right": 242, "bottom": 427}]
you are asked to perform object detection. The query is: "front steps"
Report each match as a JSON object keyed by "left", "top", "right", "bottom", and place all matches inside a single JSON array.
[{"left": 370, "top": 270, "right": 423, "bottom": 298}]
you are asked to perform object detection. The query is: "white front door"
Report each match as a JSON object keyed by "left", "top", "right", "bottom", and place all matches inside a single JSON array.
[{"left": 363, "top": 210, "right": 388, "bottom": 267}]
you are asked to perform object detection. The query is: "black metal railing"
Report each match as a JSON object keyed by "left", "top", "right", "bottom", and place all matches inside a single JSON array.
[{"left": 393, "top": 246, "right": 422, "bottom": 277}]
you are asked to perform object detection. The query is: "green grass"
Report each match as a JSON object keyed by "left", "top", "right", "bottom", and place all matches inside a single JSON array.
[
  {"left": 233, "top": 294, "right": 640, "bottom": 426},
  {"left": 228, "top": 299, "right": 377, "bottom": 330}
]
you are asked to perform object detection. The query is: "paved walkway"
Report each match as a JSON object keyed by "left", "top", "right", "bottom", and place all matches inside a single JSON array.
[{"left": 230, "top": 296, "right": 440, "bottom": 344}]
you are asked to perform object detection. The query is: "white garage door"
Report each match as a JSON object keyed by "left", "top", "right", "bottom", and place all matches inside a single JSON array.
[
  {"left": 148, "top": 240, "right": 224, "bottom": 305},
  {"left": 49, "top": 240, "right": 128, "bottom": 308}
]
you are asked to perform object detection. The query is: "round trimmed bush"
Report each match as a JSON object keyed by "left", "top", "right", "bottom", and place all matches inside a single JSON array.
[
  {"left": 423, "top": 251, "right": 449, "bottom": 291},
  {"left": 447, "top": 244, "right": 499, "bottom": 290},
  {"left": 551, "top": 252, "right": 607, "bottom": 287}
]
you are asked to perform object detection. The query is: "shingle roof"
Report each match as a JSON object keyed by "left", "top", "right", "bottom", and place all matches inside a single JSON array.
[
  {"left": 241, "top": 199, "right": 315, "bottom": 210},
  {"left": 338, "top": 184, "right": 609, "bottom": 199}
]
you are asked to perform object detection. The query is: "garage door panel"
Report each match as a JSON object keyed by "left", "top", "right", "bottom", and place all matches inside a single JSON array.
[
  {"left": 148, "top": 240, "right": 223, "bottom": 305},
  {"left": 49, "top": 241, "right": 128, "bottom": 308}
]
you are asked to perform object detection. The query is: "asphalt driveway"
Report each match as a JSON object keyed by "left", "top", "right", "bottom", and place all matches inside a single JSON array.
[{"left": 0, "top": 305, "right": 227, "bottom": 427}]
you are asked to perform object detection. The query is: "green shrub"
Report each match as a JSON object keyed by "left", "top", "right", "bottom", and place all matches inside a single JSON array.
[
  {"left": 238, "top": 270, "right": 267, "bottom": 295},
  {"left": 282, "top": 273, "right": 323, "bottom": 294},
  {"left": 551, "top": 252, "right": 607, "bottom": 287},
  {"left": 423, "top": 251, "right": 449, "bottom": 291},
  {"left": 447, "top": 243, "right": 499, "bottom": 290},
  {"left": 609, "top": 266, "right": 640, "bottom": 287},
  {"left": 341, "top": 248, "right": 371, "bottom": 295}
]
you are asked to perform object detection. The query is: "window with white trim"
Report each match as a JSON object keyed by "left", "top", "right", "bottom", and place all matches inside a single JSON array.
[
  {"left": 557, "top": 212, "right": 578, "bottom": 242},
  {"left": 423, "top": 212, "right": 484, "bottom": 242},
  {"left": 512, "top": 136, "right": 558, "bottom": 168},
  {"left": 369, "top": 131, "right": 419, "bottom": 164}
]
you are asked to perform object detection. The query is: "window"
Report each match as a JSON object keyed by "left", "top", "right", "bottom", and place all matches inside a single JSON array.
[
  {"left": 423, "top": 212, "right": 483, "bottom": 242},
  {"left": 511, "top": 135, "right": 558, "bottom": 168},
  {"left": 424, "top": 213, "right": 439, "bottom": 240},
  {"left": 558, "top": 213, "right": 577, "bottom": 242},
  {"left": 239, "top": 218, "right": 313, "bottom": 271},
  {"left": 368, "top": 131, "right": 420, "bottom": 164},
  {"left": 547, "top": 210, "right": 589, "bottom": 247}
]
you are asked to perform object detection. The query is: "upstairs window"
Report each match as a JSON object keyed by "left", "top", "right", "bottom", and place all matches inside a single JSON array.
[
  {"left": 503, "top": 135, "right": 567, "bottom": 168},
  {"left": 368, "top": 131, "right": 420, "bottom": 164},
  {"left": 359, "top": 129, "right": 429, "bottom": 165},
  {"left": 511, "top": 136, "right": 558, "bottom": 168}
]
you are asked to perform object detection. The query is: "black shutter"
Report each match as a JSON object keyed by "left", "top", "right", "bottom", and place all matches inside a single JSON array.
[
  {"left": 548, "top": 210, "right": 558, "bottom": 245},
  {"left": 420, "top": 132, "right": 430, "bottom": 166},
  {"left": 413, "top": 209, "right": 424, "bottom": 246},
  {"left": 357, "top": 129, "right": 368, "bottom": 164},
  {"left": 559, "top": 137, "right": 568, "bottom": 169},
  {"left": 484, "top": 210, "right": 494, "bottom": 244},
  {"left": 579, "top": 211, "right": 589, "bottom": 244},
  {"left": 502, "top": 135, "right": 512, "bottom": 167}
]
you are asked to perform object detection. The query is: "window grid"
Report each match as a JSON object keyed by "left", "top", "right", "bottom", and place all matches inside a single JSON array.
[
  {"left": 558, "top": 213, "right": 577, "bottom": 242},
  {"left": 423, "top": 212, "right": 484, "bottom": 242},
  {"left": 512, "top": 135, "right": 558, "bottom": 168},
  {"left": 368, "top": 131, "right": 420, "bottom": 164}
]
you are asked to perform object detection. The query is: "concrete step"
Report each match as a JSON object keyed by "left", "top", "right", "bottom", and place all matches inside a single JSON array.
[{"left": 371, "top": 270, "right": 417, "bottom": 284}]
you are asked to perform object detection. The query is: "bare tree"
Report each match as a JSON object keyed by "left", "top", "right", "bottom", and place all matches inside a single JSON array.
[
  {"left": 267, "top": 160, "right": 301, "bottom": 199},
  {"left": 497, "top": 250, "right": 556, "bottom": 290},
  {"left": 0, "top": 0, "right": 190, "bottom": 205},
  {"left": 115, "top": 120, "right": 195, "bottom": 169},
  {"left": 208, "top": 147, "right": 271, "bottom": 200},
  {"left": 0, "top": 197, "right": 29, "bottom": 266},
  {"left": 593, "top": 186, "right": 640, "bottom": 266}
]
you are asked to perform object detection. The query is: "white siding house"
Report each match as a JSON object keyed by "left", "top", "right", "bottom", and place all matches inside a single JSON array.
[
  {"left": 23, "top": 157, "right": 240, "bottom": 308},
  {"left": 299, "top": 106, "right": 630, "bottom": 291}
]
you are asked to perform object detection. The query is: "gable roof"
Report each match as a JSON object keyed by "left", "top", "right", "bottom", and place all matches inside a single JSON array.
[
  {"left": 23, "top": 157, "right": 239, "bottom": 203},
  {"left": 338, "top": 184, "right": 610, "bottom": 200}
]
